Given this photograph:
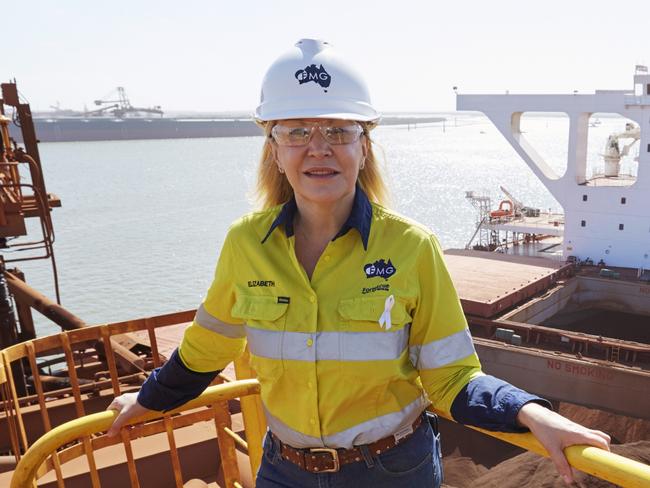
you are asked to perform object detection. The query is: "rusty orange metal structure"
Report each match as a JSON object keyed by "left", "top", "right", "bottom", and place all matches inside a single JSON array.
[
  {"left": 0, "top": 81, "right": 139, "bottom": 400},
  {"left": 3, "top": 315, "right": 650, "bottom": 487},
  {"left": 0, "top": 309, "right": 266, "bottom": 487},
  {"left": 0, "top": 81, "right": 62, "bottom": 400},
  {"left": 0, "top": 80, "right": 62, "bottom": 352},
  {"left": 3, "top": 327, "right": 650, "bottom": 487},
  {"left": 0, "top": 82, "right": 61, "bottom": 266}
]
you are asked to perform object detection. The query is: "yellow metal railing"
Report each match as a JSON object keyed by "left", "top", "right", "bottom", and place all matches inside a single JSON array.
[
  {"left": 10, "top": 379, "right": 262, "bottom": 488},
  {"left": 0, "top": 310, "right": 268, "bottom": 488},
  {"left": 431, "top": 409, "right": 650, "bottom": 488},
  {"left": 7, "top": 379, "right": 650, "bottom": 487},
  {"left": 2, "top": 311, "right": 650, "bottom": 487}
]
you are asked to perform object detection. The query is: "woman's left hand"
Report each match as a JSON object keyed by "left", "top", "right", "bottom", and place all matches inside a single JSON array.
[{"left": 516, "top": 402, "right": 611, "bottom": 485}]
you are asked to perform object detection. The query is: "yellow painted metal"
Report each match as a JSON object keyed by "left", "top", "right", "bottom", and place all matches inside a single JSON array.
[
  {"left": 60, "top": 332, "right": 101, "bottom": 488},
  {"left": 2, "top": 351, "right": 29, "bottom": 457},
  {"left": 10, "top": 379, "right": 260, "bottom": 488},
  {"left": 212, "top": 399, "right": 242, "bottom": 488},
  {"left": 11, "top": 376, "right": 650, "bottom": 488},
  {"left": 431, "top": 408, "right": 650, "bottom": 488},
  {"left": 5, "top": 319, "right": 650, "bottom": 488},
  {"left": 25, "top": 341, "right": 65, "bottom": 487},
  {"left": 162, "top": 415, "right": 184, "bottom": 488},
  {"left": 234, "top": 348, "right": 267, "bottom": 478},
  {"left": 0, "top": 356, "right": 22, "bottom": 476},
  {"left": 224, "top": 427, "right": 249, "bottom": 451}
]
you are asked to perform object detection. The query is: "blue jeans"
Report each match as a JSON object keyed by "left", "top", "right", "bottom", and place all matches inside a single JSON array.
[{"left": 256, "top": 414, "right": 443, "bottom": 488}]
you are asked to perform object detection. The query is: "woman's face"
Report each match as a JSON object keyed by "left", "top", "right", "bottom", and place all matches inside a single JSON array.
[{"left": 272, "top": 118, "right": 367, "bottom": 207}]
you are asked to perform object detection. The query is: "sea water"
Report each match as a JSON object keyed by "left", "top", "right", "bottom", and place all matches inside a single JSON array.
[{"left": 14, "top": 114, "right": 634, "bottom": 336}]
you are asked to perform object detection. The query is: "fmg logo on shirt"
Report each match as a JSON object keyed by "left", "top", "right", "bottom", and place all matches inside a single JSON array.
[
  {"left": 364, "top": 259, "right": 396, "bottom": 281},
  {"left": 295, "top": 64, "right": 331, "bottom": 90}
]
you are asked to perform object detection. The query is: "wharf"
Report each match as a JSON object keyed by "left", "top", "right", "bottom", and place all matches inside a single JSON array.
[{"left": 13, "top": 115, "right": 446, "bottom": 143}]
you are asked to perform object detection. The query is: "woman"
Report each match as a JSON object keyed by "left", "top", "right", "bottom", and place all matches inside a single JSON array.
[{"left": 108, "top": 39, "right": 610, "bottom": 487}]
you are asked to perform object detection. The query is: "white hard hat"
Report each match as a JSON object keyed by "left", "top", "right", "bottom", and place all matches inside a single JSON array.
[{"left": 254, "top": 39, "right": 380, "bottom": 123}]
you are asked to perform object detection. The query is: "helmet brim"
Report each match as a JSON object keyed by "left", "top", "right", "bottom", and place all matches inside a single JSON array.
[{"left": 254, "top": 102, "right": 381, "bottom": 124}]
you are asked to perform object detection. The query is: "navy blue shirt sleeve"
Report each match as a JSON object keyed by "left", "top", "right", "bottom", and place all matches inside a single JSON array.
[
  {"left": 450, "top": 375, "right": 552, "bottom": 432},
  {"left": 137, "top": 348, "right": 220, "bottom": 412}
]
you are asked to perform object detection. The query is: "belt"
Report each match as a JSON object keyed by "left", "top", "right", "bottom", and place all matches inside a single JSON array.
[{"left": 270, "top": 414, "right": 424, "bottom": 473}]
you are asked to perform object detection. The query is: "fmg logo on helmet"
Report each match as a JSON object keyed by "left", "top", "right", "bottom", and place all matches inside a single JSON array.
[
  {"left": 295, "top": 64, "right": 331, "bottom": 90},
  {"left": 364, "top": 259, "right": 396, "bottom": 281}
]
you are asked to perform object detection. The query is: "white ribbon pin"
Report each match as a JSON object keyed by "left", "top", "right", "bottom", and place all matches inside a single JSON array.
[{"left": 378, "top": 295, "right": 395, "bottom": 330}]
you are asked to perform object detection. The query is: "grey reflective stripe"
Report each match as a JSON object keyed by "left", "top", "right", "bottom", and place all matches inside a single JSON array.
[
  {"left": 412, "top": 328, "right": 476, "bottom": 370},
  {"left": 245, "top": 325, "right": 410, "bottom": 362},
  {"left": 195, "top": 304, "right": 246, "bottom": 338},
  {"left": 318, "top": 326, "right": 410, "bottom": 361},
  {"left": 246, "top": 327, "right": 289, "bottom": 360},
  {"left": 323, "top": 395, "right": 428, "bottom": 448},
  {"left": 263, "top": 395, "right": 429, "bottom": 449},
  {"left": 264, "top": 406, "right": 326, "bottom": 448}
]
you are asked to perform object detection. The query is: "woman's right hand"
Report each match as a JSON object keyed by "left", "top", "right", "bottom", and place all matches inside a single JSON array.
[{"left": 106, "top": 392, "right": 153, "bottom": 437}]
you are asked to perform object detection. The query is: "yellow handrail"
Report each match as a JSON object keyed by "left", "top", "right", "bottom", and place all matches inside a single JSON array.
[
  {"left": 432, "top": 409, "right": 650, "bottom": 488},
  {"left": 485, "top": 430, "right": 650, "bottom": 488},
  {"left": 10, "top": 379, "right": 260, "bottom": 488},
  {"left": 234, "top": 350, "right": 267, "bottom": 477},
  {"left": 8, "top": 378, "right": 650, "bottom": 488}
]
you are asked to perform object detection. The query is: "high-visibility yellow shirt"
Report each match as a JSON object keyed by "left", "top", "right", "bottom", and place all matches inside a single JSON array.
[{"left": 177, "top": 189, "right": 484, "bottom": 449}]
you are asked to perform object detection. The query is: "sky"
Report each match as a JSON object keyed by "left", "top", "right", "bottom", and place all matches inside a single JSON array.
[{"left": 3, "top": 0, "right": 650, "bottom": 114}]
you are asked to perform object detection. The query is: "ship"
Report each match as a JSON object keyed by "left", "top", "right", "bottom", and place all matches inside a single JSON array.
[
  {"left": 1, "top": 72, "right": 650, "bottom": 488},
  {"left": 450, "top": 66, "right": 650, "bottom": 422}
]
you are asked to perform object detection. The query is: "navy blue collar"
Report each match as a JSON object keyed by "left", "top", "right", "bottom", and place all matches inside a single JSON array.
[{"left": 261, "top": 186, "right": 372, "bottom": 250}]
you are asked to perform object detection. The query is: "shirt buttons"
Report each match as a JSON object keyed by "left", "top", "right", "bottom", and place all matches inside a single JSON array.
[
  {"left": 324, "top": 255, "right": 331, "bottom": 262},
  {"left": 309, "top": 295, "right": 316, "bottom": 303},
  {"left": 310, "top": 418, "right": 316, "bottom": 425},
  {"left": 306, "top": 338, "right": 314, "bottom": 347},
  {"left": 307, "top": 381, "right": 314, "bottom": 389}
]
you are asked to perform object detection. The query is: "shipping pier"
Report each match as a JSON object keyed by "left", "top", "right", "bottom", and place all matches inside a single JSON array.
[{"left": 465, "top": 187, "right": 564, "bottom": 254}]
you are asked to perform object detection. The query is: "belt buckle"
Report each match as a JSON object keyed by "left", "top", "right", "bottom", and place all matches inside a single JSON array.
[{"left": 309, "top": 447, "right": 340, "bottom": 473}]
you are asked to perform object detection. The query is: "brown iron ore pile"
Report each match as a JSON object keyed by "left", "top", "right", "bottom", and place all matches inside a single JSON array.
[{"left": 440, "top": 402, "right": 650, "bottom": 487}]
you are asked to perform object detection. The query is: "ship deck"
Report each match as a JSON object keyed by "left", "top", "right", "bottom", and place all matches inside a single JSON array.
[
  {"left": 130, "top": 323, "right": 238, "bottom": 381},
  {"left": 581, "top": 174, "right": 636, "bottom": 187},
  {"left": 484, "top": 213, "right": 564, "bottom": 236},
  {"left": 443, "top": 249, "right": 572, "bottom": 318}
]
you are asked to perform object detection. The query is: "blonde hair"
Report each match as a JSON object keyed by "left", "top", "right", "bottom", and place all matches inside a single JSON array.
[{"left": 255, "top": 122, "right": 389, "bottom": 209}]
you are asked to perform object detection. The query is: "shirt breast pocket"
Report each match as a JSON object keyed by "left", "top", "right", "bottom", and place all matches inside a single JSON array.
[
  {"left": 231, "top": 295, "right": 288, "bottom": 380},
  {"left": 337, "top": 296, "right": 411, "bottom": 379}
]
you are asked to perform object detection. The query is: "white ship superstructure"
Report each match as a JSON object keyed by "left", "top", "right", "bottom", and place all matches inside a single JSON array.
[{"left": 457, "top": 68, "right": 650, "bottom": 269}]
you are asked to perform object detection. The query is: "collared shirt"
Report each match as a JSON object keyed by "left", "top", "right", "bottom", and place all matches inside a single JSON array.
[
  {"left": 261, "top": 184, "right": 372, "bottom": 250},
  {"left": 138, "top": 188, "right": 547, "bottom": 448}
]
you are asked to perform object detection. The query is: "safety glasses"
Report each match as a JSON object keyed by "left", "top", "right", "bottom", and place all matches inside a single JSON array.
[{"left": 271, "top": 122, "right": 364, "bottom": 146}]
